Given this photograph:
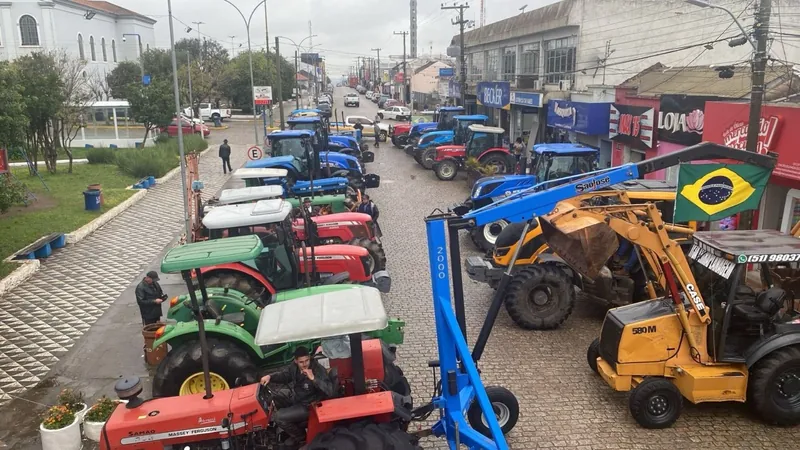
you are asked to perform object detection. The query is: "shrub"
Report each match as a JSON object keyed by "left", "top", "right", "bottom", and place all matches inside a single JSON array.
[
  {"left": 479, "top": 164, "right": 499, "bottom": 176},
  {"left": 41, "top": 405, "right": 76, "bottom": 430},
  {"left": 0, "top": 175, "right": 27, "bottom": 214},
  {"left": 115, "top": 147, "right": 179, "bottom": 178},
  {"left": 57, "top": 388, "right": 85, "bottom": 413},
  {"left": 86, "top": 147, "right": 116, "bottom": 164},
  {"left": 183, "top": 134, "right": 209, "bottom": 153},
  {"left": 84, "top": 396, "right": 118, "bottom": 422},
  {"left": 154, "top": 133, "right": 170, "bottom": 144},
  {"left": 465, "top": 157, "right": 481, "bottom": 171}
]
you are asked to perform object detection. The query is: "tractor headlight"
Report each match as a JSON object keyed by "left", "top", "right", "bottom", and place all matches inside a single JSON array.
[{"left": 472, "top": 185, "right": 482, "bottom": 198}]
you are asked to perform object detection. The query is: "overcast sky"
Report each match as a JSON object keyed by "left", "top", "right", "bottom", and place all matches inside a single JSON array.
[{"left": 115, "top": 0, "right": 560, "bottom": 78}]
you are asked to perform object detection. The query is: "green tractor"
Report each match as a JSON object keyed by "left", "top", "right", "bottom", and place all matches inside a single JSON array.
[{"left": 151, "top": 235, "right": 405, "bottom": 398}]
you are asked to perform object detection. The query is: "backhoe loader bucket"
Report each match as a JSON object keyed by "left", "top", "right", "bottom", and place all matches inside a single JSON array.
[{"left": 539, "top": 214, "right": 619, "bottom": 280}]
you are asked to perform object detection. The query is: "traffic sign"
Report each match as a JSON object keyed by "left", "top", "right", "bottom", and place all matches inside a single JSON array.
[
  {"left": 247, "top": 146, "right": 264, "bottom": 160},
  {"left": 254, "top": 86, "right": 272, "bottom": 105}
]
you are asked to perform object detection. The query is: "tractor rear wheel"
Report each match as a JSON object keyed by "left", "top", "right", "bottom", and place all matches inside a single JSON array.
[
  {"left": 308, "top": 422, "right": 421, "bottom": 449},
  {"left": 628, "top": 377, "right": 683, "bottom": 429},
  {"left": 205, "top": 271, "right": 264, "bottom": 303},
  {"left": 467, "top": 386, "right": 519, "bottom": 437},
  {"left": 480, "top": 154, "right": 511, "bottom": 174},
  {"left": 587, "top": 338, "right": 601, "bottom": 374},
  {"left": 434, "top": 160, "right": 458, "bottom": 181},
  {"left": 503, "top": 264, "right": 575, "bottom": 330},
  {"left": 349, "top": 238, "right": 387, "bottom": 273},
  {"left": 747, "top": 346, "right": 800, "bottom": 425},
  {"left": 421, "top": 148, "right": 437, "bottom": 170},
  {"left": 470, "top": 220, "right": 509, "bottom": 252},
  {"left": 152, "top": 338, "right": 258, "bottom": 398}
]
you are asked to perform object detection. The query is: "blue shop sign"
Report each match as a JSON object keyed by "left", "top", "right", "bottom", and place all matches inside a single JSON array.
[
  {"left": 476, "top": 81, "right": 511, "bottom": 110},
  {"left": 546, "top": 100, "right": 610, "bottom": 135},
  {"left": 439, "top": 67, "right": 455, "bottom": 77},
  {"left": 510, "top": 91, "right": 542, "bottom": 108}
]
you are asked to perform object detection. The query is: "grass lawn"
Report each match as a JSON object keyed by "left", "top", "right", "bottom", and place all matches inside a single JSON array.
[{"left": 0, "top": 164, "right": 139, "bottom": 279}]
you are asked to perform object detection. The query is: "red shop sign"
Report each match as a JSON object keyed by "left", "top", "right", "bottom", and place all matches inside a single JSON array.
[{"left": 703, "top": 102, "right": 800, "bottom": 181}]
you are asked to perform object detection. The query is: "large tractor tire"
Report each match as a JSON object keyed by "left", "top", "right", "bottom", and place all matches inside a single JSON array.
[
  {"left": 587, "top": 338, "right": 601, "bottom": 374},
  {"left": 349, "top": 238, "right": 387, "bottom": 274},
  {"left": 205, "top": 271, "right": 264, "bottom": 302},
  {"left": 308, "top": 422, "right": 421, "bottom": 450},
  {"left": 470, "top": 220, "right": 510, "bottom": 252},
  {"left": 503, "top": 264, "right": 576, "bottom": 330},
  {"left": 152, "top": 338, "right": 258, "bottom": 398},
  {"left": 467, "top": 386, "right": 520, "bottom": 437},
  {"left": 480, "top": 154, "right": 512, "bottom": 174},
  {"left": 747, "top": 346, "right": 800, "bottom": 426},
  {"left": 421, "top": 148, "right": 437, "bottom": 170},
  {"left": 434, "top": 160, "right": 458, "bottom": 181},
  {"left": 628, "top": 377, "right": 683, "bottom": 429}
]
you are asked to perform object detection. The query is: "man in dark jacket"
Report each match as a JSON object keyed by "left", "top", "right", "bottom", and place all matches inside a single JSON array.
[
  {"left": 135, "top": 271, "right": 166, "bottom": 325},
  {"left": 357, "top": 194, "right": 379, "bottom": 221},
  {"left": 219, "top": 139, "right": 232, "bottom": 174},
  {"left": 260, "top": 346, "right": 335, "bottom": 444}
]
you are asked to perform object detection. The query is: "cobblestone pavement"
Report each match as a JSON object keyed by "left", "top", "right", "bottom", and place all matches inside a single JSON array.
[
  {"left": 332, "top": 88, "right": 800, "bottom": 449},
  {"left": 0, "top": 126, "right": 262, "bottom": 407}
]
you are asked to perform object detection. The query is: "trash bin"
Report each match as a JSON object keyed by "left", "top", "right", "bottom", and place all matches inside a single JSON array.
[
  {"left": 142, "top": 323, "right": 167, "bottom": 366},
  {"left": 87, "top": 184, "right": 103, "bottom": 205},
  {"left": 83, "top": 190, "right": 101, "bottom": 211},
  {"left": 213, "top": 116, "right": 222, "bottom": 127}
]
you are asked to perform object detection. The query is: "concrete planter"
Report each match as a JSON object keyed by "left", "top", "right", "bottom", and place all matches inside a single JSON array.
[
  {"left": 74, "top": 402, "right": 89, "bottom": 422},
  {"left": 39, "top": 417, "right": 82, "bottom": 450},
  {"left": 84, "top": 419, "right": 105, "bottom": 442}
]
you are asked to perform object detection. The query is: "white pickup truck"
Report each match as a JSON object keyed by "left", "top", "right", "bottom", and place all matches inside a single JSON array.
[
  {"left": 345, "top": 115, "right": 390, "bottom": 142},
  {"left": 183, "top": 103, "right": 232, "bottom": 122}
]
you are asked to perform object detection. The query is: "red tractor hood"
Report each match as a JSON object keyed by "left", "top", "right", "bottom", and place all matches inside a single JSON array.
[
  {"left": 293, "top": 212, "right": 372, "bottom": 227},
  {"left": 435, "top": 145, "right": 466, "bottom": 161},
  {"left": 392, "top": 123, "right": 412, "bottom": 135}
]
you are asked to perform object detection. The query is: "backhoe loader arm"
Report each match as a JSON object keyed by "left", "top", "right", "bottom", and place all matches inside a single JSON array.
[{"left": 462, "top": 142, "right": 776, "bottom": 228}]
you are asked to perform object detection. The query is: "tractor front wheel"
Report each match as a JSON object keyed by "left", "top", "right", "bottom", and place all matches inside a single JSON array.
[
  {"left": 421, "top": 148, "right": 437, "bottom": 170},
  {"left": 467, "top": 386, "right": 519, "bottom": 437},
  {"left": 470, "top": 220, "right": 510, "bottom": 252},
  {"left": 587, "top": 338, "right": 601, "bottom": 374},
  {"left": 152, "top": 338, "right": 258, "bottom": 398},
  {"left": 628, "top": 377, "right": 683, "bottom": 429},
  {"left": 480, "top": 154, "right": 512, "bottom": 174},
  {"left": 349, "top": 238, "right": 387, "bottom": 273},
  {"left": 434, "top": 160, "right": 459, "bottom": 181},
  {"left": 205, "top": 271, "right": 265, "bottom": 303},
  {"left": 308, "top": 422, "right": 421, "bottom": 450},
  {"left": 747, "top": 346, "right": 800, "bottom": 425},
  {"left": 503, "top": 264, "right": 575, "bottom": 330}
]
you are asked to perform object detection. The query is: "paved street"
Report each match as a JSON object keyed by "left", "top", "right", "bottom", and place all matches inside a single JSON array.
[{"left": 0, "top": 90, "right": 797, "bottom": 449}]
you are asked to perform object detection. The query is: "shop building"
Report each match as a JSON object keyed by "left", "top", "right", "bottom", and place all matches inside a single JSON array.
[{"left": 546, "top": 99, "right": 611, "bottom": 166}]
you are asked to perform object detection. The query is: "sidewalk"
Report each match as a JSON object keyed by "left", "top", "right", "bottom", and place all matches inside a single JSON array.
[{"left": 0, "top": 139, "right": 249, "bottom": 409}]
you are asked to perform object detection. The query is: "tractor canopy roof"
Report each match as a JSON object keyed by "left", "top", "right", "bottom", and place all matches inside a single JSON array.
[
  {"left": 454, "top": 114, "right": 488, "bottom": 121},
  {"left": 691, "top": 230, "right": 800, "bottom": 263},
  {"left": 286, "top": 194, "right": 348, "bottom": 208},
  {"left": 161, "top": 235, "right": 264, "bottom": 273},
  {"left": 268, "top": 130, "right": 314, "bottom": 139},
  {"left": 439, "top": 106, "right": 465, "bottom": 112},
  {"left": 273, "top": 284, "right": 361, "bottom": 303},
  {"left": 468, "top": 124, "right": 505, "bottom": 134},
  {"left": 289, "top": 109, "right": 321, "bottom": 115},
  {"left": 202, "top": 199, "right": 292, "bottom": 230},
  {"left": 287, "top": 116, "right": 322, "bottom": 123},
  {"left": 254, "top": 286, "right": 387, "bottom": 345},
  {"left": 232, "top": 168, "right": 289, "bottom": 179},
  {"left": 217, "top": 186, "right": 284, "bottom": 205},
  {"left": 533, "top": 143, "right": 597, "bottom": 155}
]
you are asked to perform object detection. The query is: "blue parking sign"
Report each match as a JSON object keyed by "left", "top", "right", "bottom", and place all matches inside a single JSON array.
[{"left": 142, "top": 74, "right": 151, "bottom": 86}]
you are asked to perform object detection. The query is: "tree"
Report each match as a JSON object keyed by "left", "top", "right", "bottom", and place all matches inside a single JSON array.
[
  {"left": 127, "top": 79, "right": 174, "bottom": 143},
  {"left": 141, "top": 48, "right": 175, "bottom": 84},
  {"left": 175, "top": 38, "right": 229, "bottom": 111},
  {"left": 88, "top": 71, "right": 112, "bottom": 101},
  {"left": 0, "top": 61, "right": 29, "bottom": 152},
  {"left": 53, "top": 51, "right": 92, "bottom": 173},
  {"left": 220, "top": 51, "right": 294, "bottom": 113},
  {"left": 107, "top": 61, "right": 141, "bottom": 99}
]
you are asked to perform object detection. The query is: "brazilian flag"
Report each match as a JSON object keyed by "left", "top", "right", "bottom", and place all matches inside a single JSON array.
[{"left": 674, "top": 164, "right": 771, "bottom": 223}]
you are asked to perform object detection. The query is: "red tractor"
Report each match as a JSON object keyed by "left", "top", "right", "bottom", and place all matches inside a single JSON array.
[
  {"left": 390, "top": 122, "right": 413, "bottom": 148},
  {"left": 432, "top": 124, "right": 515, "bottom": 181}
]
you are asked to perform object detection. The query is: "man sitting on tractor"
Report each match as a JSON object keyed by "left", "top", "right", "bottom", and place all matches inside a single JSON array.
[{"left": 259, "top": 346, "right": 336, "bottom": 446}]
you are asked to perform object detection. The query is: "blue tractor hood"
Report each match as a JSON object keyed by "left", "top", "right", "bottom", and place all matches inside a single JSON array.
[
  {"left": 320, "top": 152, "right": 361, "bottom": 172},
  {"left": 471, "top": 174, "right": 537, "bottom": 203},
  {"left": 410, "top": 122, "right": 438, "bottom": 135},
  {"left": 245, "top": 155, "right": 296, "bottom": 168},
  {"left": 329, "top": 135, "right": 358, "bottom": 149}
]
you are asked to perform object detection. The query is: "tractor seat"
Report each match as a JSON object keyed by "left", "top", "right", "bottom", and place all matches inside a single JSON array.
[
  {"left": 732, "top": 287, "right": 786, "bottom": 323},
  {"left": 221, "top": 312, "right": 246, "bottom": 325}
]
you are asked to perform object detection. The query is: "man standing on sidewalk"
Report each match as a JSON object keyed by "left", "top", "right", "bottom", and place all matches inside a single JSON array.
[
  {"left": 135, "top": 271, "right": 167, "bottom": 326},
  {"left": 219, "top": 139, "right": 232, "bottom": 174}
]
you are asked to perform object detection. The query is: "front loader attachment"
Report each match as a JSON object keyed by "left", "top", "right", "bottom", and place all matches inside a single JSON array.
[{"left": 539, "top": 210, "right": 618, "bottom": 280}]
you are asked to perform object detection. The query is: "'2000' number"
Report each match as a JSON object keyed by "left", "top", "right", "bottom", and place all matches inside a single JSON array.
[{"left": 436, "top": 246, "right": 447, "bottom": 279}]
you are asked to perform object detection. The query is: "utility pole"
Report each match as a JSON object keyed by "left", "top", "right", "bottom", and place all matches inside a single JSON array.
[
  {"left": 187, "top": 52, "right": 193, "bottom": 118},
  {"left": 394, "top": 31, "right": 409, "bottom": 103},
  {"left": 263, "top": 0, "right": 270, "bottom": 53},
  {"left": 372, "top": 48, "right": 381, "bottom": 87},
  {"left": 295, "top": 50, "right": 300, "bottom": 109},
  {"left": 746, "top": 0, "right": 771, "bottom": 154},
  {"left": 442, "top": 2, "right": 469, "bottom": 107},
  {"left": 228, "top": 35, "right": 236, "bottom": 57},
  {"left": 275, "top": 37, "right": 285, "bottom": 130}
]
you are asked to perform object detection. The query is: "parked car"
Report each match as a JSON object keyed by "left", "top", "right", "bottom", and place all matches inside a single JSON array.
[
  {"left": 344, "top": 93, "right": 360, "bottom": 107},
  {"left": 161, "top": 118, "right": 210, "bottom": 137},
  {"left": 384, "top": 99, "right": 405, "bottom": 108},
  {"left": 379, "top": 105, "right": 411, "bottom": 121},
  {"left": 377, "top": 95, "right": 391, "bottom": 108},
  {"left": 345, "top": 115, "right": 390, "bottom": 141},
  {"left": 365, "top": 91, "right": 374, "bottom": 100},
  {"left": 182, "top": 103, "right": 231, "bottom": 121}
]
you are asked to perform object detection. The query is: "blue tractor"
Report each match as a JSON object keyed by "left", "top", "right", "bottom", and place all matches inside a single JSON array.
[
  {"left": 287, "top": 115, "right": 370, "bottom": 160},
  {"left": 453, "top": 143, "right": 600, "bottom": 251},
  {"left": 249, "top": 130, "right": 379, "bottom": 197},
  {"left": 412, "top": 115, "right": 489, "bottom": 170},
  {"left": 404, "top": 106, "right": 465, "bottom": 155}
]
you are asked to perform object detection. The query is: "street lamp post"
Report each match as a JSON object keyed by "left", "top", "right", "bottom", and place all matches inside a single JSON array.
[
  {"left": 276, "top": 35, "right": 317, "bottom": 109},
  {"left": 222, "top": 0, "right": 266, "bottom": 146},
  {"left": 122, "top": 33, "right": 144, "bottom": 79}
]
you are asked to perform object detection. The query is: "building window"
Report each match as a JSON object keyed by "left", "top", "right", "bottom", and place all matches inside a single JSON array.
[
  {"left": 111, "top": 39, "right": 117, "bottom": 62},
  {"left": 78, "top": 34, "right": 85, "bottom": 60},
  {"left": 89, "top": 36, "right": 96, "bottom": 61},
  {"left": 518, "top": 43, "right": 540, "bottom": 88},
  {"left": 468, "top": 51, "right": 484, "bottom": 82},
  {"left": 101, "top": 37, "right": 107, "bottom": 61},
  {"left": 19, "top": 15, "right": 39, "bottom": 46},
  {"left": 486, "top": 49, "right": 499, "bottom": 81},
  {"left": 501, "top": 46, "right": 516, "bottom": 82},
  {"left": 544, "top": 36, "right": 576, "bottom": 84}
]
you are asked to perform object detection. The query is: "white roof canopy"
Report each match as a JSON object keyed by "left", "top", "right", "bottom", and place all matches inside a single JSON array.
[
  {"left": 232, "top": 168, "right": 289, "bottom": 180},
  {"left": 218, "top": 186, "right": 284, "bottom": 205},
  {"left": 254, "top": 286, "right": 388, "bottom": 345},
  {"left": 468, "top": 124, "right": 505, "bottom": 134},
  {"left": 202, "top": 199, "right": 292, "bottom": 229}
]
